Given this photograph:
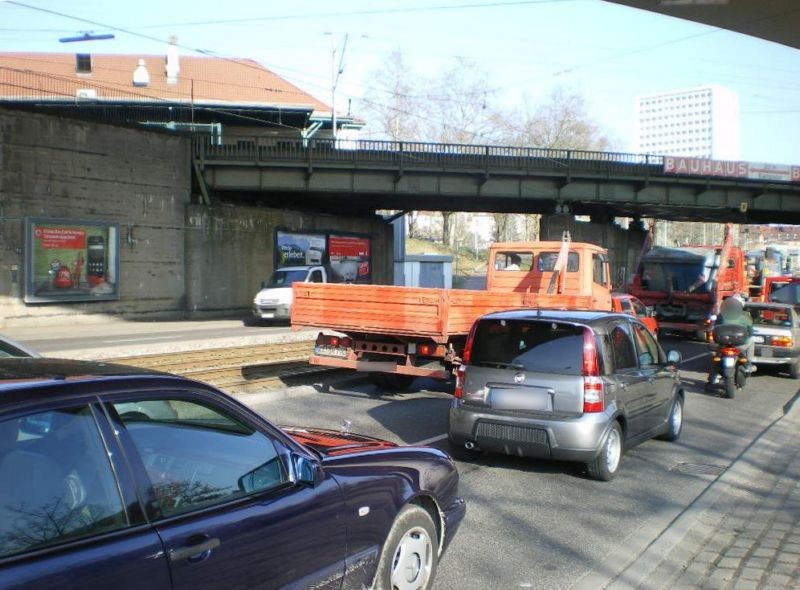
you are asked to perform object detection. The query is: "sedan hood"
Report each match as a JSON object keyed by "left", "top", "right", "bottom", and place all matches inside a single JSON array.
[{"left": 283, "top": 427, "right": 398, "bottom": 457}]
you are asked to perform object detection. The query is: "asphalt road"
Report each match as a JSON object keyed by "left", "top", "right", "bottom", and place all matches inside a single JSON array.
[{"left": 240, "top": 337, "right": 800, "bottom": 590}]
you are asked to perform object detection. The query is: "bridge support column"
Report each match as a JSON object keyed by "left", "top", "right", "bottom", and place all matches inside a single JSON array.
[{"left": 539, "top": 215, "right": 647, "bottom": 288}]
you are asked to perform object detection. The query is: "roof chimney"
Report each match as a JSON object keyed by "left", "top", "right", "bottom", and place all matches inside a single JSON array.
[
  {"left": 166, "top": 36, "right": 180, "bottom": 85},
  {"left": 132, "top": 59, "right": 150, "bottom": 87}
]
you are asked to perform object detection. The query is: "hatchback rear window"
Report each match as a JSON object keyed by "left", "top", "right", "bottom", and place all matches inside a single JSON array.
[
  {"left": 748, "top": 307, "right": 794, "bottom": 327},
  {"left": 470, "top": 319, "right": 585, "bottom": 375}
]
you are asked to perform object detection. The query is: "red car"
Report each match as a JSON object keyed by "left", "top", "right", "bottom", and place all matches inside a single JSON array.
[{"left": 613, "top": 293, "right": 659, "bottom": 335}]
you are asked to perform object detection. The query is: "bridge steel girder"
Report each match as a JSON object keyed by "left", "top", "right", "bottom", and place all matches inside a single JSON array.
[{"left": 194, "top": 138, "right": 800, "bottom": 223}]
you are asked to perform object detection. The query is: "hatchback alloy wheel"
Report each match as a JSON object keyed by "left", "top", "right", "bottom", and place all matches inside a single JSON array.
[{"left": 605, "top": 427, "right": 621, "bottom": 474}]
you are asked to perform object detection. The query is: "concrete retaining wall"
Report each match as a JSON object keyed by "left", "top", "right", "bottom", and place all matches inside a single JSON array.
[
  {"left": 540, "top": 215, "right": 647, "bottom": 288},
  {"left": 0, "top": 109, "right": 392, "bottom": 327},
  {"left": 184, "top": 204, "right": 392, "bottom": 317},
  {"left": 0, "top": 109, "right": 190, "bottom": 326}
]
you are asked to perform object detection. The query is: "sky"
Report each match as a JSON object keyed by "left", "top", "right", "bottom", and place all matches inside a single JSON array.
[{"left": 1, "top": 0, "right": 799, "bottom": 164}]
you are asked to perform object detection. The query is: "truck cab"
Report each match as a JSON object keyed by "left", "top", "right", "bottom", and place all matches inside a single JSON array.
[
  {"left": 252, "top": 266, "right": 327, "bottom": 322},
  {"left": 486, "top": 241, "right": 612, "bottom": 310}
]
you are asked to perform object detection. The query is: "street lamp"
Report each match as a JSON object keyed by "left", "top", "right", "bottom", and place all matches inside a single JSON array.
[
  {"left": 59, "top": 31, "right": 115, "bottom": 43},
  {"left": 325, "top": 33, "right": 349, "bottom": 141}
]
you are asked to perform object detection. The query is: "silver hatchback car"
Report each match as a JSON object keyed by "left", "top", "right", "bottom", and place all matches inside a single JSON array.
[
  {"left": 746, "top": 302, "right": 800, "bottom": 378},
  {"left": 448, "top": 310, "right": 684, "bottom": 480}
]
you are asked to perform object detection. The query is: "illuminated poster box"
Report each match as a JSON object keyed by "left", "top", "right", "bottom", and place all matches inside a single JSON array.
[{"left": 24, "top": 218, "right": 120, "bottom": 303}]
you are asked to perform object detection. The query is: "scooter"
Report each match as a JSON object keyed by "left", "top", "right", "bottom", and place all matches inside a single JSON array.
[{"left": 708, "top": 324, "right": 751, "bottom": 399}]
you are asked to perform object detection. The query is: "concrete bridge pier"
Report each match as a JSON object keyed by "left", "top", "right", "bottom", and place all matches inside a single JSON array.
[{"left": 539, "top": 215, "right": 647, "bottom": 290}]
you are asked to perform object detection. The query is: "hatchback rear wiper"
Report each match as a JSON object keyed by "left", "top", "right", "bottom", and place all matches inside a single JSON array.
[{"left": 473, "top": 361, "right": 526, "bottom": 371}]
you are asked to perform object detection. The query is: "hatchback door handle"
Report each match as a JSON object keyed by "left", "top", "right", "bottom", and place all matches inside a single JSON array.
[{"left": 170, "top": 537, "right": 221, "bottom": 562}]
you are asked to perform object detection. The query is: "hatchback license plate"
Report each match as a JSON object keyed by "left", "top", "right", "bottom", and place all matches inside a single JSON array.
[
  {"left": 490, "top": 388, "right": 552, "bottom": 412},
  {"left": 315, "top": 345, "right": 347, "bottom": 358}
]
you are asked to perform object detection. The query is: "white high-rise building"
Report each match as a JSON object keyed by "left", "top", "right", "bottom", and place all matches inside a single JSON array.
[{"left": 634, "top": 85, "right": 740, "bottom": 160}]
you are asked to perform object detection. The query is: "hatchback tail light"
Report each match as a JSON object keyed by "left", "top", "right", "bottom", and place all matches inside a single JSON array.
[
  {"left": 770, "top": 336, "right": 793, "bottom": 347},
  {"left": 455, "top": 322, "right": 479, "bottom": 399},
  {"left": 582, "top": 328, "right": 604, "bottom": 413}
]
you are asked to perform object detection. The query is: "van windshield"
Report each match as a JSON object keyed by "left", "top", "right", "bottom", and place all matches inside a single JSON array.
[
  {"left": 265, "top": 269, "right": 308, "bottom": 288},
  {"left": 470, "top": 319, "right": 585, "bottom": 375}
]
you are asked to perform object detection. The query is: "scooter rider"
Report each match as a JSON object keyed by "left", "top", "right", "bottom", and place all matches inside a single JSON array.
[{"left": 706, "top": 294, "right": 754, "bottom": 389}]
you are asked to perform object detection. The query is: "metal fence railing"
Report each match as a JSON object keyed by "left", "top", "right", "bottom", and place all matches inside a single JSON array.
[{"left": 193, "top": 135, "right": 666, "bottom": 179}]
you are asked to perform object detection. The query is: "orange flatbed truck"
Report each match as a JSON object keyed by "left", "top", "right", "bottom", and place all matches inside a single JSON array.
[{"left": 291, "top": 238, "right": 613, "bottom": 386}]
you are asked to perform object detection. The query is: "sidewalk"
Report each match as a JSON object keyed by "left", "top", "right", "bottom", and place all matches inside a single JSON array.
[
  {"left": 606, "top": 397, "right": 800, "bottom": 589},
  {"left": 2, "top": 319, "right": 316, "bottom": 360}
]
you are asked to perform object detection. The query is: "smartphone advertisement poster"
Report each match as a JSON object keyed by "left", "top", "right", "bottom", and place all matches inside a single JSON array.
[{"left": 25, "top": 218, "right": 120, "bottom": 303}]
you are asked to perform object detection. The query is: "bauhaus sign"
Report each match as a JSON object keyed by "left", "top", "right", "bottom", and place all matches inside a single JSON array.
[{"left": 663, "top": 157, "right": 800, "bottom": 183}]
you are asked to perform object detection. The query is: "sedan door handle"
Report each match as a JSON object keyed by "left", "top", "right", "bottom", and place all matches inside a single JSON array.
[{"left": 169, "top": 537, "right": 221, "bottom": 562}]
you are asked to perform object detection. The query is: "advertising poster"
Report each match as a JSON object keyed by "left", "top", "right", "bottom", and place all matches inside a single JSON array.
[
  {"left": 329, "top": 235, "right": 371, "bottom": 283},
  {"left": 276, "top": 231, "right": 327, "bottom": 268},
  {"left": 25, "top": 219, "right": 119, "bottom": 303}
]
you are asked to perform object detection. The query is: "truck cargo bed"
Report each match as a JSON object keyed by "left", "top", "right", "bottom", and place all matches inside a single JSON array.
[{"left": 292, "top": 283, "right": 601, "bottom": 342}]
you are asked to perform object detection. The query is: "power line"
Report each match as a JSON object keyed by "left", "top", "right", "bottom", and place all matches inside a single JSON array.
[{"left": 133, "top": 1, "right": 577, "bottom": 29}]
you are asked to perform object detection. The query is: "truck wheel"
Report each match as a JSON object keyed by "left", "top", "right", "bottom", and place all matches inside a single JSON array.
[
  {"left": 387, "top": 375, "right": 415, "bottom": 391},
  {"left": 369, "top": 373, "right": 415, "bottom": 392}
]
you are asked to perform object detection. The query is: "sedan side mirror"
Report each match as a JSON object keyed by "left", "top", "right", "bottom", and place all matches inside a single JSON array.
[
  {"left": 292, "top": 453, "right": 323, "bottom": 488},
  {"left": 666, "top": 350, "right": 682, "bottom": 365}
]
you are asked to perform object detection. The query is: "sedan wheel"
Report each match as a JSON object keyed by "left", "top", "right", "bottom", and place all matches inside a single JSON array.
[
  {"left": 587, "top": 422, "right": 623, "bottom": 481},
  {"left": 373, "top": 504, "right": 438, "bottom": 590}
]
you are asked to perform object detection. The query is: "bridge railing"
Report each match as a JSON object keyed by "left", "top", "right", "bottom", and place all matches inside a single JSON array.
[{"left": 193, "top": 136, "right": 665, "bottom": 177}]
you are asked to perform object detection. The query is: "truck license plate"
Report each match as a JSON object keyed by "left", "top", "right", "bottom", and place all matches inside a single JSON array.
[{"left": 315, "top": 345, "right": 348, "bottom": 358}]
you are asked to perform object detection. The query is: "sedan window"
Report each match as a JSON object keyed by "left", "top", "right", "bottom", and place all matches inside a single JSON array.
[
  {"left": 112, "top": 399, "right": 288, "bottom": 518},
  {"left": 0, "top": 407, "right": 128, "bottom": 559}
]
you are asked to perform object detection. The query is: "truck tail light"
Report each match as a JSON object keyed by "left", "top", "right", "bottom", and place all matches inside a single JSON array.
[
  {"left": 455, "top": 322, "right": 479, "bottom": 399},
  {"left": 582, "top": 328, "right": 604, "bottom": 413},
  {"left": 418, "top": 343, "right": 433, "bottom": 356},
  {"left": 329, "top": 336, "right": 340, "bottom": 347}
]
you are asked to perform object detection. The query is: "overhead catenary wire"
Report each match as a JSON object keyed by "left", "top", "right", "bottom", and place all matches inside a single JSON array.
[{"left": 2, "top": 1, "right": 799, "bottom": 134}]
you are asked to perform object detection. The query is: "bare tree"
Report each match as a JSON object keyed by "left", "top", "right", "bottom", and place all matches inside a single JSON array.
[
  {"left": 492, "top": 86, "right": 611, "bottom": 151},
  {"left": 360, "top": 49, "right": 422, "bottom": 141},
  {"left": 360, "top": 53, "right": 613, "bottom": 250}
]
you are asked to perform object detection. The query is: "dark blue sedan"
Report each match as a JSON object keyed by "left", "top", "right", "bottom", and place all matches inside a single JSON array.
[{"left": 0, "top": 359, "right": 465, "bottom": 590}]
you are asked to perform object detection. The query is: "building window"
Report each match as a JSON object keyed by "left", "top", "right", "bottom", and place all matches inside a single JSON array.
[{"left": 76, "top": 54, "right": 91, "bottom": 74}]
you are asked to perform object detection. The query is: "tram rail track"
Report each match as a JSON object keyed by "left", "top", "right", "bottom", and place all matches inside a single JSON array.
[{"left": 112, "top": 340, "right": 340, "bottom": 393}]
